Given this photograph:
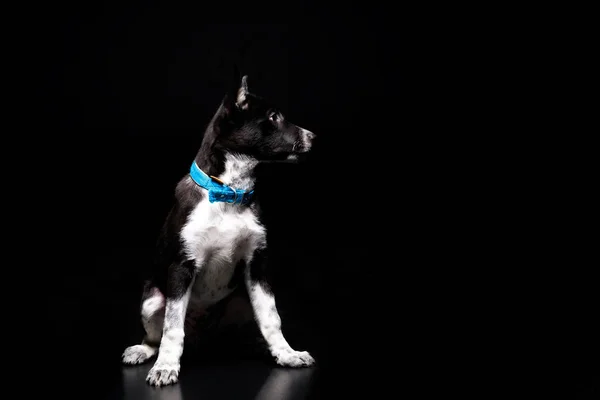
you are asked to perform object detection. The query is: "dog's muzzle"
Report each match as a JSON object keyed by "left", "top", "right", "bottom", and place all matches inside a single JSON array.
[{"left": 299, "top": 128, "right": 316, "bottom": 152}]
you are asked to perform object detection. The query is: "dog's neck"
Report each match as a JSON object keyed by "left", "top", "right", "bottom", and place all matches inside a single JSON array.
[
  {"left": 218, "top": 152, "right": 258, "bottom": 190},
  {"left": 195, "top": 148, "right": 258, "bottom": 191},
  {"left": 194, "top": 110, "right": 259, "bottom": 191}
]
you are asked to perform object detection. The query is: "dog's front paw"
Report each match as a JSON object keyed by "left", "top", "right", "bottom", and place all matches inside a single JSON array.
[
  {"left": 275, "top": 350, "right": 315, "bottom": 367},
  {"left": 146, "top": 363, "right": 180, "bottom": 386}
]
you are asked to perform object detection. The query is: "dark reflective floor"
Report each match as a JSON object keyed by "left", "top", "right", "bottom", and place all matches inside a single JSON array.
[{"left": 107, "top": 360, "right": 315, "bottom": 400}]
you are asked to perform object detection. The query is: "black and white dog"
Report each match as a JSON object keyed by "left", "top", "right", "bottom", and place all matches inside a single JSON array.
[{"left": 122, "top": 75, "right": 317, "bottom": 386}]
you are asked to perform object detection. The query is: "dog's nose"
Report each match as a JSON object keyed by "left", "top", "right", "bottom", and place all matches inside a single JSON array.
[{"left": 303, "top": 129, "right": 316, "bottom": 141}]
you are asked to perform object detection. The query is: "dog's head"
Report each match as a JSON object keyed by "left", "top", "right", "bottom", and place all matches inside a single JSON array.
[{"left": 212, "top": 75, "right": 316, "bottom": 161}]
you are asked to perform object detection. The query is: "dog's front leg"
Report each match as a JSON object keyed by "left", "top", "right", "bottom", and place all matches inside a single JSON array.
[
  {"left": 245, "top": 249, "right": 315, "bottom": 367},
  {"left": 146, "top": 261, "right": 195, "bottom": 386}
]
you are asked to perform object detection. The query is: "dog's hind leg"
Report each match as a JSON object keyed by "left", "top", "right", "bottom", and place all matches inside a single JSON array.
[
  {"left": 145, "top": 260, "right": 195, "bottom": 386},
  {"left": 122, "top": 285, "right": 165, "bottom": 365},
  {"left": 245, "top": 249, "right": 315, "bottom": 368}
]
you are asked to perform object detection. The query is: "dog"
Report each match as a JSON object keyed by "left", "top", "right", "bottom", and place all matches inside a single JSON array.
[{"left": 121, "top": 75, "right": 317, "bottom": 386}]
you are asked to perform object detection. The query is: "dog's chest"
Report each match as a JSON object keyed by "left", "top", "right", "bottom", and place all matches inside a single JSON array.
[{"left": 181, "top": 200, "right": 265, "bottom": 305}]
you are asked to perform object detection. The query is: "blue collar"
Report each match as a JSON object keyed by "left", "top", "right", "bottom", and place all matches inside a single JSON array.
[{"left": 189, "top": 162, "right": 254, "bottom": 205}]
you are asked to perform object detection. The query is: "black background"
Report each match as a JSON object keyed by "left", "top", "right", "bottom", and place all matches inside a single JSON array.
[{"left": 14, "top": 2, "right": 598, "bottom": 399}]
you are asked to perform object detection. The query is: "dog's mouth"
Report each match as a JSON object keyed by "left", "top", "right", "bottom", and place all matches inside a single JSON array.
[
  {"left": 262, "top": 131, "right": 315, "bottom": 163},
  {"left": 286, "top": 139, "right": 308, "bottom": 161},
  {"left": 260, "top": 151, "right": 310, "bottom": 165},
  {"left": 286, "top": 147, "right": 313, "bottom": 163}
]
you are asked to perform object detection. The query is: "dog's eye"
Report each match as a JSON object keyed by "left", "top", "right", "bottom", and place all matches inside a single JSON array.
[{"left": 268, "top": 112, "right": 279, "bottom": 122}]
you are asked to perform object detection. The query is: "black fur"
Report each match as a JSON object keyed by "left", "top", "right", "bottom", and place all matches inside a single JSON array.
[
  {"left": 247, "top": 247, "right": 274, "bottom": 296},
  {"left": 196, "top": 77, "right": 313, "bottom": 173},
  {"left": 227, "top": 259, "right": 246, "bottom": 290}
]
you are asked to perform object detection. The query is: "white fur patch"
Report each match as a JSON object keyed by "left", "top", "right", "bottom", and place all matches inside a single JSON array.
[
  {"left": 146, "top": 287, "right": 192, "bottom": 386},
  {"left": 181, "top": 153, "right": 265, "bottom": 309},
  {"left": 142, "top": 290, "right": 165, "bottom": 319},
  {"left": 245, "top": 268, "right": 315, "bottom": 367},
  {"left": 122, "top": 344, "right": 157, "bottom": 365}
]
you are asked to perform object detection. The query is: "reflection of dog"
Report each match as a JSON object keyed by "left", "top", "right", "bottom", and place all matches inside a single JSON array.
[
  {"left": 122, "top": 75, "right": 317, "bottom": 386},
  {"left": 119, "top": 354, "right": 315, "bottom": 399}
]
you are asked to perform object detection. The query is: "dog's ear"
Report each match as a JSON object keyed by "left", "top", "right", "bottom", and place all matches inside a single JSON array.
[
  {"left": 224, "top": 74, "right": 250, "bottom": 112},
  {"left": 236, "top": 75, "right": 249, "bottom": 110}
]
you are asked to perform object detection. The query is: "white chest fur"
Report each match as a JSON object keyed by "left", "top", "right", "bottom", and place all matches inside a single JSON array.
[{"left": 180, "top": 154, "right": 266, "bottom": 307}]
